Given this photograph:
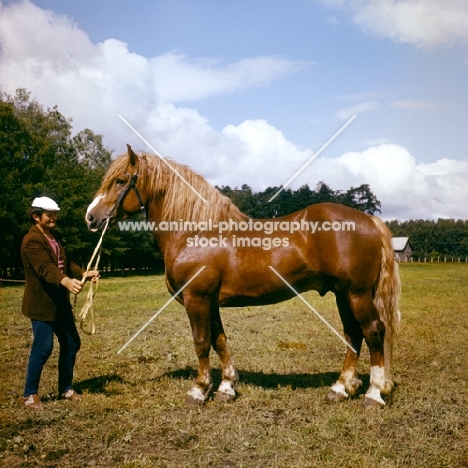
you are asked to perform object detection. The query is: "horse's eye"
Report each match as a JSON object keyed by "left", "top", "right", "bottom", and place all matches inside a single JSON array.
[{"left": 116, "top": 178, "right": 127, "bottom": 186}]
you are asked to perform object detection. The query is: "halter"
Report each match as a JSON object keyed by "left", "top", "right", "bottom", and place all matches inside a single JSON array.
[{"left": 108, "top": 171, "right": 147, "bottom": 221}]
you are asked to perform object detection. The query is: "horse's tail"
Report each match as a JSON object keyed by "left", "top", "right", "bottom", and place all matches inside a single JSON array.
[{"left": 370, "top": 215, "right": 401, "bottom": 388}]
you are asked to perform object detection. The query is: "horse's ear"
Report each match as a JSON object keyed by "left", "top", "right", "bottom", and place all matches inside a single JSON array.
[{"left": 126, "top": 144, "right": 139, "bottom": 167}]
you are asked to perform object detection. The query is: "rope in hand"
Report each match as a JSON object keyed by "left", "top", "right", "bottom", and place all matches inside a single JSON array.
[{"left": 73, "top": 217, "right": 110, "bottom": 335}]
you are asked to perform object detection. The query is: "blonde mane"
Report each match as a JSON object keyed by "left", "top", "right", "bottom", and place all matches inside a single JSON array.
[{"left": 98, "top": 151, "right": 249, "bottom": 224}]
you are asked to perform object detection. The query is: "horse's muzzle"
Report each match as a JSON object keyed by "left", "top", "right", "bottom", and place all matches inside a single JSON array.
[{"left": 86, "top": 213, "right": 100, "bottom": 232}]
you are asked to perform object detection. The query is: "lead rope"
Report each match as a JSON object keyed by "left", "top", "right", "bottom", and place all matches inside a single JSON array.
[{"left": 74, "top": 217, "right": 110, "bottom": 335}]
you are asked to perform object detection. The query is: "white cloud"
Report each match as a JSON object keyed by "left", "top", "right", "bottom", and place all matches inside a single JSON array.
[
  {"left": 0, "top": 0, "right": 95, "bottom": 62},
  {"left": 217, "top": 119, "right": 315, "bottom": 188},
  {"left": 319, "top": 0, "right": 468, "bottom": 48},
  {"left": 151, "top": 53, "right": 308, "bottom": 103},
  {"left": 336, "top": 101, "right": 380, "bottom": 120},
  {"left": 312, "top": 145, "right": 468, "bottom": 220}
]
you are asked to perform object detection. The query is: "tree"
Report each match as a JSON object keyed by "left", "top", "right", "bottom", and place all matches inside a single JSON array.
[
  {"left": 340, "top": 184, "right": 381, "bottom": 215},
  {"left": 311, "top": 181, "right": 338, "bottom": 205},
  {"left": 0, "top": 89, "right": 112, "bottom": 277},
  {"left": 217, "top": 184, "right": 257, "bottom": 215},
  {"left": 0, "top": 97, "right": 30, "bottom": 275}
]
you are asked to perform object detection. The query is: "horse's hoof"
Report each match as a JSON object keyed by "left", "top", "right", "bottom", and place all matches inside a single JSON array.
[
  {"left": 363, "top": 396, "right": 386, "bottom": 408},
  {"left": 215, "top": 381, "right": 236, "bottom": 402},
  {"left": 215, "top": 391, "right": 236, "bottom": 403},
  {"left": 185, "top": 387, "right": 206, "bottom": 407},
  {"left": 327, "top": 389, "right": 348, "bottom": 402},
  {"left": 185, "top": 394, "right": 204, "bottom": 407}
]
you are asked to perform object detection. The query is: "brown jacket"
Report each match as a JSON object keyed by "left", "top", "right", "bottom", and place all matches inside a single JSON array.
[{"left": 21, "top": 225, "right": 85, "bottom": 321}]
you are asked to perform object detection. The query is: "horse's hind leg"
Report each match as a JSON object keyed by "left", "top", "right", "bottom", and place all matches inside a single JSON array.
[
  {"left": 348, "top": 292, "right": 390, "bottom": 407},
  {"left": 328, "top": 292, "right": 364, "bottom": 402},
  {"left": 211, "top": 307, "right": 238, "bottom": 402}
]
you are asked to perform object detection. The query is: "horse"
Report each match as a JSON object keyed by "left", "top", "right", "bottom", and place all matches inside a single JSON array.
[{"left": 86, "top": 144, "right": 400, "bottom": 408}]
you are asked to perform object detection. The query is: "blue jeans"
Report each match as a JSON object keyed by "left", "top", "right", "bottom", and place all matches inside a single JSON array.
[{"left": 24, "top": 309, "right": 81, "bottom": 396}]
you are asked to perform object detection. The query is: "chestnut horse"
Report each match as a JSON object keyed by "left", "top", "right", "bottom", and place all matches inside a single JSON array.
[{"left": 86, "top": 145, "right": 400, "bottom": 407}]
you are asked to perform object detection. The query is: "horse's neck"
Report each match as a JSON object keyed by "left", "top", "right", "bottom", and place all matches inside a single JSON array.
[{"left": 146, "top": 203, "right": 176, "bottom": 253}]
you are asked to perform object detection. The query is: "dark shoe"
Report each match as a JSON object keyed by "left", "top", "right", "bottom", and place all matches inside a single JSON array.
[
  {"left": 21, "top": 394, "right": 43, "bottom": 410},
  {"left": 61, "top": 388, "right": 83, "bottom": 402}
]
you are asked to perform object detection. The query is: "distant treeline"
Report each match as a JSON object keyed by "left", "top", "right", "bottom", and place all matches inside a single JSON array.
[
  {"left": 388, "top": 219, "right": 468, "bottom": 259},
  {"left": 217, "top": 182, "right": 381, "bottom": 218},
  {"left": 1, "top": 89, "right": 467, "bottom": 279}
]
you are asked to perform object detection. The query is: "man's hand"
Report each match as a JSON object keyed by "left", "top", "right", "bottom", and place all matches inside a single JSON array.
[
  {"left": 86, "top": 270, "right": 100, "bottom": 283},
  {"left": 61, "top": 277, "right": 83, "bottom": 294}
]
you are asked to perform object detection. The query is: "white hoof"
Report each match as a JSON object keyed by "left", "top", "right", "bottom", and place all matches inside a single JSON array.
[
  {"left": 364, "top": 386, "right": 386, "bottom": 408},
  {"left": 215, "top": 380, "right": 236, "bottom": 402},
  {"left": 327, "top": 389, "right": 348, "bottom": 402},
  {"left": 327, "top": 382, "right": 349, "bottom": 402},
  {"left": 185, "top": 387, "right": 207, "bottom": 407}
]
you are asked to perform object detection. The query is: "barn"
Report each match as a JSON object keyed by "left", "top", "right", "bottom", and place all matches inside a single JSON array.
[{"left": 392, "top": 237, "right": 413, "bottom": 262}]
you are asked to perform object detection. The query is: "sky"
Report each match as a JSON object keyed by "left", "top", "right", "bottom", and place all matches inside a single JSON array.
[{"left": 1, "top": 0, "right": 467, "bottom": 220}]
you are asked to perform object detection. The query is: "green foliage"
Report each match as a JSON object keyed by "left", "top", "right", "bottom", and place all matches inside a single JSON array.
[
  {"left": 217, "top": 180, "right": 382, "bottom": 217},
  {"left": 387, "top": 218, "right": 468, "bottom": 259},
  {"left": 338, "top": 183, "right": 381, "bottom": 214}
]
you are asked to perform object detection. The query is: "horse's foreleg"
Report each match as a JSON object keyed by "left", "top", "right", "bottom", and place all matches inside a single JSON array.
[
  {"left": 185, "top": 297, "right": 213, "bottom": 406},
  {"left": 211, "top": 307, "right": 238, "bottom": 402},
  {"left": 328, "top": 293, "right": 363, "bottom": 402}
]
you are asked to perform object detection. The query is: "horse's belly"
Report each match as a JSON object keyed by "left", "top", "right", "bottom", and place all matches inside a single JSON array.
[{"left": 218, "top": 274, "right": 331, "bottom": 307}]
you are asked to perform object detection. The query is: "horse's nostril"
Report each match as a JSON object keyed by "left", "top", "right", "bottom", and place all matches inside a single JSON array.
[{"left": 86, "top": 214, "right": 97, "bottom": 230}]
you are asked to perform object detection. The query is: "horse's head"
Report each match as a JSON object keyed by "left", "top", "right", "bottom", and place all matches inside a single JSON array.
[{"left": 86, "top": 144, "right": 148, "bottom": 232}]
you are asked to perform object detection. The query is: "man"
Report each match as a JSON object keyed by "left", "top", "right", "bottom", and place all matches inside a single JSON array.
[{"left": 21, "top": 196, "right": 98, "bottom": 410}]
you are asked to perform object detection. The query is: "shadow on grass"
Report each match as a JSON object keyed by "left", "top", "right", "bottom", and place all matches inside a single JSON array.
[
  {"left": 164, "top": 366, "right": 342, "bottom": 390},
  {"left": 75, "top": 373, "right": 127, "bottom": 395}
]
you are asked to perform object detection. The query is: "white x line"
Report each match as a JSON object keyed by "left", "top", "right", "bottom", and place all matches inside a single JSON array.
[
  {"left": 268, "top": 115, "right": 356, "bottom": 202},
  {"left": 117, "top": 266, "right": 206, "bottom": 354},
  {"left": 269, "top": 266, "right": 357, "bottom": 353},
  {"left": 118, "top": 114, "right": 208, "bottom": 203}
]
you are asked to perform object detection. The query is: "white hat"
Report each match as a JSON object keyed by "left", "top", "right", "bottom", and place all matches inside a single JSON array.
[{"left": 31, "top": 197, "right": 60, "bottom": 211}]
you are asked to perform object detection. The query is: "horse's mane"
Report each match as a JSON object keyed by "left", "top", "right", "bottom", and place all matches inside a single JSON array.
[{"left": 98, "top": 152, "right": 249, "bottom": 223}]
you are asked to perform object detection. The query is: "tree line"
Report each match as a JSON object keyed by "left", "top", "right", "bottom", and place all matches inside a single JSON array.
[
  {"left": 388, "top": 219, "right": 468, "bottom": 260},
  {"left": 216, "top": 181, "right": 381, "bottom": 218},
  {"left": 1, "top": 89, "right": 467, "bottom": 279}
]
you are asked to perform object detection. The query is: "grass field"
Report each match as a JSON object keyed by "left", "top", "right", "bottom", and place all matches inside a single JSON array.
[{"left": 1, "top": 264, "right": 467, "bottom": 467}]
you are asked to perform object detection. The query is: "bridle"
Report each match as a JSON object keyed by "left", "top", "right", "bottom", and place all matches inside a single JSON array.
[{"left": 108, "top": 171, "right": 147, "bottom": 221}]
